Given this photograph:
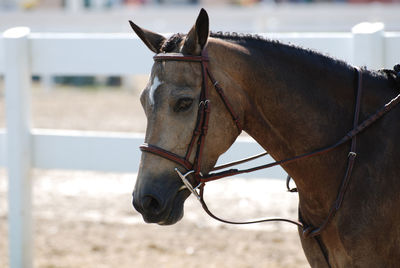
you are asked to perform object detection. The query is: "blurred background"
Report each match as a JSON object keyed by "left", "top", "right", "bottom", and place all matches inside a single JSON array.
[{"left": 0, "top": 1, "right": 399, "bottom": 268}]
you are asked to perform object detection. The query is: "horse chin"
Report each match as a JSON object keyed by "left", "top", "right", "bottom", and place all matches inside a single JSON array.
[{"left": 143, "top": 188, "right": 190, "bottom": 225}]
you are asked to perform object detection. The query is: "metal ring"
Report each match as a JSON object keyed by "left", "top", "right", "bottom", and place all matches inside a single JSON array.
[{"left": 175, "top": 168, "right": 201, "bottom": 200}]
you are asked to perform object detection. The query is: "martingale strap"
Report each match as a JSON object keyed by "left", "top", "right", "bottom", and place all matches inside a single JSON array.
[
  {"left": 195, "top": 67, "right": 362, "bottom": 232},
  {"left": 197, "top": 67, "right": 400, "bottom": 236},
  {"left": 200, "top": 74, "right": 400, "bottom": 184}
]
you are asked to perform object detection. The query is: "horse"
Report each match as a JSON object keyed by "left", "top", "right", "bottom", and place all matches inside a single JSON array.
[{"left": 130, "top": 9, "right": 400, "bottom": 267}]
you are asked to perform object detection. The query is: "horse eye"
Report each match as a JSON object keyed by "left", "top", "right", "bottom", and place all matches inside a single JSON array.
[{"left": 174, "top": 97, "right": 194, "bottom": 113}]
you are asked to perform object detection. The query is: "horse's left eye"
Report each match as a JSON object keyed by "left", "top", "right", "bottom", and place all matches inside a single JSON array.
[{"left": 174, "top": 97, "right": 193, "bottom": 113}]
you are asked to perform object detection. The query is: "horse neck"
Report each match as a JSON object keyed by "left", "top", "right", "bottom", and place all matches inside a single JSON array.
[{"left": 208, "top": 37, "right": 391, "bottom": 219}]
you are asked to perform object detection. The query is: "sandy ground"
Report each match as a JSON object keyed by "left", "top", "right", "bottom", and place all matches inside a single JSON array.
[{"left": 0, "top": 80, "right": 309, "bottom": 267}]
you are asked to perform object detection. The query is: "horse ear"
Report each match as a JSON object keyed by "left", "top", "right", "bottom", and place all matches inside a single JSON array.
[
  {"left": 129, "top": 20, "right": 166, "bottom": 53},
  {"left": 181, "top": 8, "right": 209, "bottom": 55}
]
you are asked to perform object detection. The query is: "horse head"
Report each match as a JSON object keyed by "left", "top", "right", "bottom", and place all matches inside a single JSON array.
[{"left": 130, "top": 9, "right": 242, "bottom": 225}]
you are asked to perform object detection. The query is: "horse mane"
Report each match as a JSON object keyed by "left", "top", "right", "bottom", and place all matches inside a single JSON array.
[
  {"left": 161, "top": 31, "right": 349, "bottom": 68},
  {"left": 160, "top": 31, "right": 270, "bottom": 52},
  {"left": 210, "top": 31, "right": 268, "bottom": 42},
  {"left": 160, "top": 31, "right": 274, "bottom": 52},
  {"left": 160, "top": 31, "right": 397, "bottom": 86}
]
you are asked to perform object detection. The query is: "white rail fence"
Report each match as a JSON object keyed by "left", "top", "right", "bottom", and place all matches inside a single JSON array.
[
  {"left": 0, "top": 24, "right": 400, "bottom": 268},
  {"left": 2, "top": 5, "right": 400, "bottom": 33}
]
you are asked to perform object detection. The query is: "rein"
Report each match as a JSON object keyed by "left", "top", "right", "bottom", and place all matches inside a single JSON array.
[{"left": 140, "top": 48, "right": 400, "bottom": 238}]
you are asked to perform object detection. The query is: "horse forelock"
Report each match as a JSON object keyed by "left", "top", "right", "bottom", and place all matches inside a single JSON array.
[{"left": 161, "top": 33, "right": 185, "bottom": 53}]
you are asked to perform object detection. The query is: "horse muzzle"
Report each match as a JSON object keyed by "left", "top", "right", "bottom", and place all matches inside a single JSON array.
[{"left": 132, "top": 179, "right": 190, "bottom": 225}]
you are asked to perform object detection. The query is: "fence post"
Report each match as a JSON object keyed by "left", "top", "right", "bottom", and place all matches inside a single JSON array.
[
  {"left": 352, "top": 22, "right": 385, "bottom": 69},
  {"left": 3, "top": 27, "right": 33, "bottom": 268},
  {"left": 64, "top": 0, "right": 85, "bottom": 12}
]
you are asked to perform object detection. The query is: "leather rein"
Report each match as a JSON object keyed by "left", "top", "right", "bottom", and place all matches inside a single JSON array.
[{"left": 140, "top": 48, "right": 400, "bottom": 238}]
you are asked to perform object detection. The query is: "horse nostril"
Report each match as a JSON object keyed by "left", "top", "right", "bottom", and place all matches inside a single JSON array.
[{"left": 142, "top": 195, "right": 162, "bottom": 215}]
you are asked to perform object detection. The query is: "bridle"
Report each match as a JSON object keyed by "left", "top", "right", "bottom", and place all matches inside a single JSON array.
[
  {"left": 140, "top": 49, "right": 243, "bottom": 187},
  {"left": 140, "top": 47, "right": 400, "bottom": 239}
]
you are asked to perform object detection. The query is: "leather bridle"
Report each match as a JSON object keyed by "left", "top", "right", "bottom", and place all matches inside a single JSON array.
[
  {"left": 140, "top": 49, "right": 242, "bottom": 187},
  {"left": 140, "top": 47, "right": 400, "bottom": 238}
]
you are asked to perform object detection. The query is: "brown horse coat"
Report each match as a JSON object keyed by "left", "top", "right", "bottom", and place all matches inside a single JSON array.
[{"left": 131, "top": 9, "right": 400, "bottom": 267}]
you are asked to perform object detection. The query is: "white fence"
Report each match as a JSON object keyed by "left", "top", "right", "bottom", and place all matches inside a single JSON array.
[
  {"left": 1, "top": 24, "right": 400, "bottom": 268},
  {"left": 2, "top": 5, "right": 400, "bottom": 33}
]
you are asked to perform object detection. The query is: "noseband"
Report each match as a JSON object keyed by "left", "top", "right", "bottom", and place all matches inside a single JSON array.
[{"left": 140, "top": 47, "right": 400, "bottom": 238}]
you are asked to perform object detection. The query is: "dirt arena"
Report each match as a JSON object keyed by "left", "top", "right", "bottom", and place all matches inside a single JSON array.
[{"left": 0, "top": 81, "right": 309, "bottom": 267}]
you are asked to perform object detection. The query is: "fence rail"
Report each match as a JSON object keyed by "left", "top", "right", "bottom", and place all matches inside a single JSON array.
[
  {"left": 2, "top": 5, "right": 400, "bottom": 33},
  {"left": 1, "top": 24, "right": 400, "bottom": 268},
  {"left": 0, "top": 129, "right": 5, "bottom": 167},
  {"left": 1, "top": 26, "right": 400, "bottom": 76}
]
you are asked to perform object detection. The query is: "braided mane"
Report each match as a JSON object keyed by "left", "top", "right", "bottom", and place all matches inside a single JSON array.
[
  {"left": 160, "top": 31, "right": 275, "bottom": 53},
  {"left": 159, "top": 30, "right": 398, "bottom": 84}
]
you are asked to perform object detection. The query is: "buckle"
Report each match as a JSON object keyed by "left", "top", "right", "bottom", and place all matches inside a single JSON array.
[
  {"left": 348, "top": 152, "right": 357, "bottom": 158},
  {"left": 199, "top": 99, "right": 210, "bottom": 107}
]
